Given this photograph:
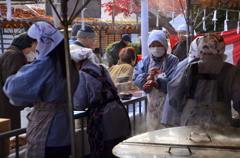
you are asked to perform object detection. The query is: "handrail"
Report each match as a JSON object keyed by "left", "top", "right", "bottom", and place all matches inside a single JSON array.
[
  {"left": 0, "top": 96, "right": 147, "bottom": 158},
  {"left": 0, "top": 129, "right": 26, "bottom": 140},
  {"left": 122, "top": 96, "right": 147, "bottom": 105},
  {"left": 0, "top": 112, "right": 88, "bottom": 139}
]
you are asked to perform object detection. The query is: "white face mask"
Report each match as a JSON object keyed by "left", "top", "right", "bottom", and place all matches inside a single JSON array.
[
  {"left": 149, "top": 47, "right": 165, "bottom": 57},
  {"left": 25, "top": 51, "right": 36, "bottom": 62}
]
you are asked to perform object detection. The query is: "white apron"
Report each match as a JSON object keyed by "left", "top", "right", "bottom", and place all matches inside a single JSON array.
[{"left": 146, "top": 59, "right": 166, "bottom": 131}]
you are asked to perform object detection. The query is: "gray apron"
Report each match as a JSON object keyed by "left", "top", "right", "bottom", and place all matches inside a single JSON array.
[{"left": 26, "top": 102, "right": 68, "bottom": 158}]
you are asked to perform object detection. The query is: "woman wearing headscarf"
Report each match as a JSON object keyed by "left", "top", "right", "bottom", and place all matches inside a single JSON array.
[
  {"left": 133, "top": 30, "right": 179, "bottom": 131},
  {"left": 168, "top": 33, "right": 240, "bottom": 127},
  {"left": 161, "top": 37, "right": 202, "bottom": 127},
  {"left": 3, "top": 22, "right": 79, "bottom": 158},
  {"left": 0, "top": 33, "right": 37, "bottom": 130},
  {"left": 71, "top": 47, "right": 131, "bottom": 158}
]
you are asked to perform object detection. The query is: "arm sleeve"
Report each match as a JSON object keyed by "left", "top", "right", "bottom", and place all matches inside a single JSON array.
[
  {"left": 74, "top": 73, "right": 88, "bottom": 110},
  {"left": 132, "top": 59, "right": 152, "bottom": 93},
  {"left": 74, "top": 72, "right": 102, "bottom": 110},
  {"left": 168, "top": 66, "right": 189, "bottom": 112},
  {"left": 156, "top": 56, "right": 179, "bottom": 93},
  {"left": 2, "top": 53, "right": 25, "bottom": 82},
  {"left": 3, "top": 62, "right": 45, "bottom": 106}
]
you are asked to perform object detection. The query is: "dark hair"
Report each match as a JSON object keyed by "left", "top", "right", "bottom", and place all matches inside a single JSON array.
[
  {"left": 119, "top": 47, "right": 136, "bottom": 64},
  {"left": 93, "top": 48, "right": 100, "bottom": 54},
  {"left": 11, "top": 33, "right": 37, "bottom": 50},
  {"left": 47, "top": 40, "right": 67, "bottom": 78}
]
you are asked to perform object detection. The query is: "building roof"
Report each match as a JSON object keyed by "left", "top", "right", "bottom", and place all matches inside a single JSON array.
[{"left": 0, "top": 3, "right": 139, "bottom": 31}]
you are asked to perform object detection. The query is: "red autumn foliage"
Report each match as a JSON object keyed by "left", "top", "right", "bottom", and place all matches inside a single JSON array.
[
  {"left": 101, "top": 0, "right": 154, "bottom": 18},
  {"left": 101, "top": 0, "right": 186, "bottom": 18},
  {"left": 153, "top": 0, "right": 186, "bottom": 15}
]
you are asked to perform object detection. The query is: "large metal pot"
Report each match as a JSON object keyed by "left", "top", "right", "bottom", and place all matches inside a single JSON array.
[{"left": 113, "top": 126, "right": 240, "bottom": 158}]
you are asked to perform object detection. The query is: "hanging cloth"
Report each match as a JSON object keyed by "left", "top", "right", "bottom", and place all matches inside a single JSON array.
[
  {"left": 6, "top": 0, "right": 12, "bottom": 21},
  {"left": 130, "top": 0, "right": 133, "bottom": 13},
  {"left": 202, "top": 9, "right": 206, "bottom": 31},
  {"left": 212, "top": 10, "right": 218, "bottom": 31},
  {"left": 237, "top": 12, "right": 240, "bottom": 34},
  {"left": 81, "top": 0, "right": 86, "bottom": 30},
  {"left": 224, "top": 11, "right": 229, "bottom": 31},
  {"left": 172, "top": 0, "right": 175, "bottom": 25},
  {"left": 156, "top": 11, "right": 159, "bottom": 27}
]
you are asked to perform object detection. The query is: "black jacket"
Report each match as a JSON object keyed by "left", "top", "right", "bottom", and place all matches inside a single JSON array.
[
  {"left": 0, "top": 46, "right": 27, "bottom": 130},
  {"left": 109, "top": 40, "right": 127, "bottom": 66}
]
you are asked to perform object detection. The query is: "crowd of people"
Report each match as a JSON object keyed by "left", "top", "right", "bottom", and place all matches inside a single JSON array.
[{"left": 1, "top": 21, "right": 240, "bottom": 158}]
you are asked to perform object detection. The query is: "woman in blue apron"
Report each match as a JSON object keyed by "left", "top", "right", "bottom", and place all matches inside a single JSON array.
[
  {"left": 132, "top": 30, "right": 179, "bottom": 131},
  {"left": 4, "top": 22, "right": 79, "bottom": 158},
  {"left": 70, "top": 47, "right": 131, "bottom": 158}
]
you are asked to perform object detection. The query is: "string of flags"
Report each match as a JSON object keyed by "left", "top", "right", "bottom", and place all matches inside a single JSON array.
[{"left": 7, "top": 0, "right": 12, "bottom": 21}]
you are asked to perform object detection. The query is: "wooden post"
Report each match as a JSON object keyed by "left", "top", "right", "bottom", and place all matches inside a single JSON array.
[{"left": 60, "top": 0, "right": 76, "bottom": 157}]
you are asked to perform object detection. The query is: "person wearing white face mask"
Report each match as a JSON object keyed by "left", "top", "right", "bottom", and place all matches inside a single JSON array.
[
  {"left": 133, "top": 30, "right": 179, "bottom": 131},
  {"left": 0, "top": 32, "right": 37, "bottom": 130},
  {"left": 24, "top": 51, "right": 36, "bottom": 63}
]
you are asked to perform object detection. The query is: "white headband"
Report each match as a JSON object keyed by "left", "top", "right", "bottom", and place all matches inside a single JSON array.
[{"left": 70, "top": 47, "right": 93, "bottom": 62}]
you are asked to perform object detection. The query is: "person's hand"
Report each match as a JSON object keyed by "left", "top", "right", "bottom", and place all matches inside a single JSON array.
[
  {"left": 147, "top": 67, "right": 159, "bottom": 80},
  {"left": 143, "top": 80, "right": 158, "bottom": 90}
]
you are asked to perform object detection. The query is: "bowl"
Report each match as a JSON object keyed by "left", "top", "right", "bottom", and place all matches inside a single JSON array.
[
  {"left": 119, "top": 93, "right": 133, "bottom": 100},
  {"left": 130, "top": 90, "right": 143, "bottom": 97}
]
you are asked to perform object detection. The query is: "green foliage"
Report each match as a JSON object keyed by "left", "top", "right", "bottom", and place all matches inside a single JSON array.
[
  {"left": 106, "top": 41, "right": 141, "bottom": 61},
  {"left": 129, "top": 41, "right": 141, "bottom": 55}
]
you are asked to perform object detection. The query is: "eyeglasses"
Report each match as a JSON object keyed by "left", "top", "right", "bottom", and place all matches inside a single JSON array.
[{"left": 89, "top": 38, "right": 97, "bottom": 44}]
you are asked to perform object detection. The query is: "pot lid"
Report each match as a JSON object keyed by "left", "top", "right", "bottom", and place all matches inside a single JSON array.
[{"left": 113, "top": 126, "right": 240, "bottom": 157}]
